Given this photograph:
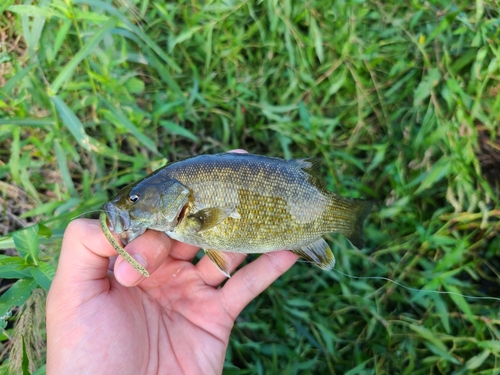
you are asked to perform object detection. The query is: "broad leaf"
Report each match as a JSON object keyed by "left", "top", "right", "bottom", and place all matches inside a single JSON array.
[
  {"left": 0, "top": 255, "right": 30, "bottom": 279},
  {"left": 31, "top": 261, "right": 56, "bottom": 291},
  {"left": 12, "top": 224, "right": 39, "bottom": 265},
  {"left": 0, "top": 279, "right": 37, "bottom": 325}
]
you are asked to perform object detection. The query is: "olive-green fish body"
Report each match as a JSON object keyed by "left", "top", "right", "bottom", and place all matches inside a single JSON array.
[{"left": 103, "top": 153, "right": 373, "bottom": 277}]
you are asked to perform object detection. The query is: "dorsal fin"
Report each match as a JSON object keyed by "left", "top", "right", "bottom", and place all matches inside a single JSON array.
[
  {"left": 291, "top": 158, "right": 329, "bottom": 194},
  {"left": 292, "top": 157, "right": 323, "bottom": 178}
]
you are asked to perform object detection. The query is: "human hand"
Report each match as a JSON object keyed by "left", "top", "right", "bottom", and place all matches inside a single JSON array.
[{"left": 46, "top": 152, "right": 298, "bottom": 375}]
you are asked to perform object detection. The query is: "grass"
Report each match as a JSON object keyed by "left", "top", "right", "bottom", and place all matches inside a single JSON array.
[{"left": 1, "top": 0, "right": 500, "bottom": 373}]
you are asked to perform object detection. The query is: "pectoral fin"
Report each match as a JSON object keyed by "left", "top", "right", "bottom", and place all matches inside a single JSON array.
[
  {"left": 205, "top": 249, "right": 232, "bottom": 278},
  {"left": 291, "top": 238, "right": 335, "bottom": 270},
  {"left": 189, "top": 207, "right": 236, "bottom": 232}
]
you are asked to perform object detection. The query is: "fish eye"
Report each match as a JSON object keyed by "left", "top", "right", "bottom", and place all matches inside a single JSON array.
[{"left": 128, "top": 193, "right": 140, "bottom": 203}]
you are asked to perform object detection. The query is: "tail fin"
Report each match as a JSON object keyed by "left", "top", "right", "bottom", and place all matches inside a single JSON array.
[{"left": 345, "top": 199, "right": 374, "bottom": 249}]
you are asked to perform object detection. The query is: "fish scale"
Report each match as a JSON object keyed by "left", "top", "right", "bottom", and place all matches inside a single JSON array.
[{"left": 103, "top": 153, "right": 374, "bottom": 277}]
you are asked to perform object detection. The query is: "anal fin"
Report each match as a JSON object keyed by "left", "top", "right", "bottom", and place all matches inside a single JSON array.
[
  {"left": 291, "top": 238, "right": 335, "bottom": 270},
  {"left": 205, "top": 249, "right": 232, "bottom": 278}
]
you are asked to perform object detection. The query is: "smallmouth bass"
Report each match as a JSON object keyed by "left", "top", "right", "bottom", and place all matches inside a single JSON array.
[{"left": 103, "top": 153, "right": 374, "bottom": 277}]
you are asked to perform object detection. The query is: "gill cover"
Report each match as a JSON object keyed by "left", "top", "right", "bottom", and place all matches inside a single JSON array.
[{"left": 157, "top": 181, "right": 191, "bottom": 223}]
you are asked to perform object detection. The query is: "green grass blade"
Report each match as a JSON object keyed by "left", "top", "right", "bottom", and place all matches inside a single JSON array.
[
  {"left": 464, "top": 350, "right": 491, "bottom": 371},
  {"left": 50, "top": 95, "right": 93, "bottom": 151},
  {"left": 309, "top": 16, "right": 323, "bottom": 63},
  {"left": 50, "top": 99, "right": 136, "bottom": 162},
  {"left": 30, "top": 0, "right": 51, "bottom": 59},
  {"left": 51, "top": 20, "right": 72, "bottom": 63},
  {"left": 53, "top": 139, "right": 78, "bottom": 196},
  {"left": 160, "top": 121, "right": 199, "bottom": 142},
  {"left": 21, "top": 336, "right": 30, "bottom": 375},
  {"left": 73, "top": 0, "right": 181, "bottom": 72},
  {"left": 101, "top": 98, "right": 160, "bottom": 156},
  {"left": 0, "top": 0, "right": 15, "bottom": 14},
  {"left": 0, "top": 119, "right": 55, "bottom": 126},
  {"left": 7, "top": 4, "right": 65, "bottom": 19},
  {"left": 0, "top": 63, "right": 35, "bottom": 95},
  {"left": 50, "top": 17, "right": 118, "bottom": 94},
  {"left": 149, "top": 54, "right": 184, "bottom": 99},
  {"left": 9, "top": 127, "right": 21, "bottom": 186}
]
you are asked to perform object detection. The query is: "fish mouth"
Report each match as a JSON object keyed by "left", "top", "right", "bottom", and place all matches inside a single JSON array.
[{"left": 103, "top": 202, "right": 131, "bottom": 234}]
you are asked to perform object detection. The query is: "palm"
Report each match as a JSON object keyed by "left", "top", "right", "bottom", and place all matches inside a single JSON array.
[
  {"left": 81, "top": 262, "right": 232, "bottom": 374},
  {"left": 47, "top": 219, "right": 297, "bottom": 375}
]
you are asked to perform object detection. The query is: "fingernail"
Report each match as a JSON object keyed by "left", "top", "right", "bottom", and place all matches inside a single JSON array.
[{"left": 116, "top": 253, "right": 148, "bottom": 286}]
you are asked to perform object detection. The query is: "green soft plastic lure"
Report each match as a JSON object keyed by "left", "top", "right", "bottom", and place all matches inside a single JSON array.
[{"left": 99, "top": 212, "right": 149, "bottom": 277}]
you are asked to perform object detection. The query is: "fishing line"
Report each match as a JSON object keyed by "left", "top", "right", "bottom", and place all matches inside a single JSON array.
[
  {"left": 291, "top": 258, "right": 500, "bottom": 302},
  {"left": 70, "top": 210, "right": 103, "bottom": 220},
  {"left": 331, "top": 269, "right": 500, "bottom": 302}
]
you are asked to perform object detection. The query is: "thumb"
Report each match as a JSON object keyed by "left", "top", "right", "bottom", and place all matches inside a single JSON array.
[
  {"left": 48, "top": 218, "right": 120, "bottom": 310},
  {"left": 54, "top": 218, "right": 174, "bottom": 287},
  {"left": 55, "top": 218, "right": 120, "bottom": 283}
]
